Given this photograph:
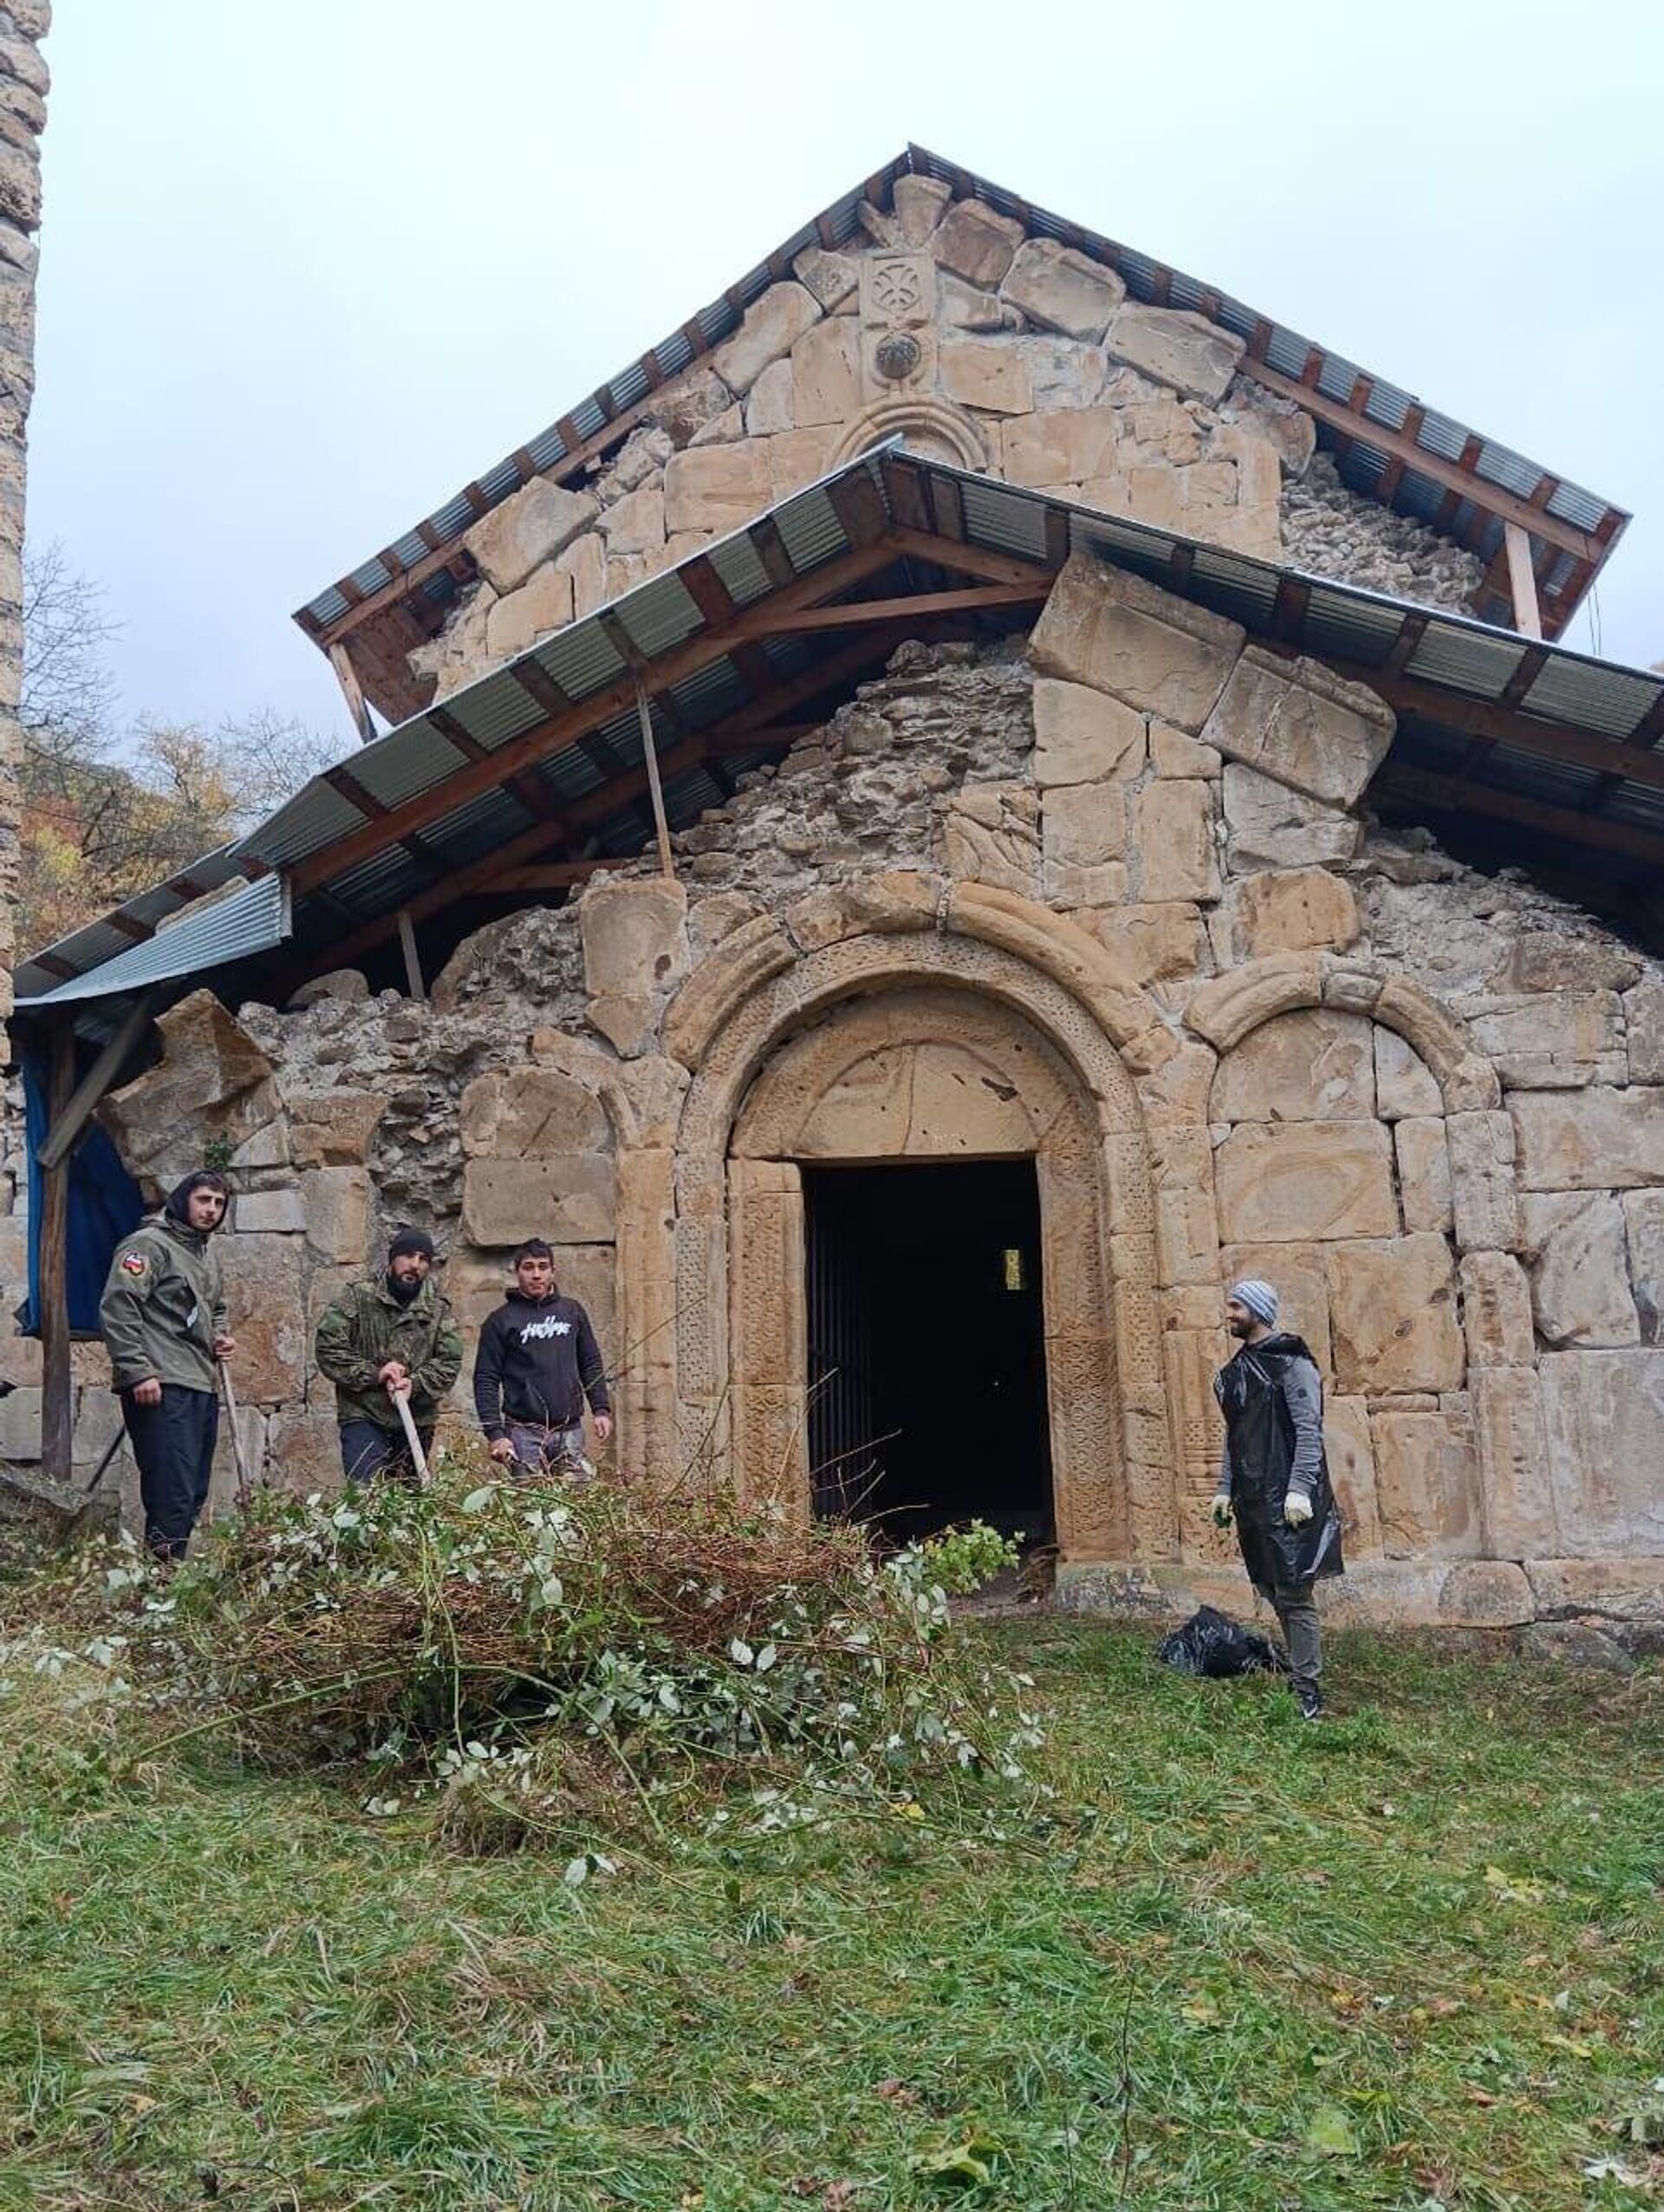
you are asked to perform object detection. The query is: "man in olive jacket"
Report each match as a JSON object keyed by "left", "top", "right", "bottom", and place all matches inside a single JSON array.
[
  {"left": 100, "top": 1169, "right": 235, "bottom": 1559},
  {"left": 313, "top": 1227, "right": 463, "bottom": 1484}
]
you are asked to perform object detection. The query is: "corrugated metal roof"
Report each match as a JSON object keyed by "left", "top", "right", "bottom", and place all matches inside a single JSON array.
[
  {"left": 23, "top": 445, "right": 1664, "bottom": 1028},
  {"left": 296, "top": 144, "right": 1628, "bottom": 656},
  {"left": 18, "top": 871, "right": 289, "bottom": 1009}
]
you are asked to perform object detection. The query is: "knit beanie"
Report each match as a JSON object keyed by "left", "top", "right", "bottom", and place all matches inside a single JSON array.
[
  {"left": 388, "top": 1226, "right": 436, "bottom": 1263},
  {"left": 1228, "top": 1278, "right": 1279, "bottom": 1326}
]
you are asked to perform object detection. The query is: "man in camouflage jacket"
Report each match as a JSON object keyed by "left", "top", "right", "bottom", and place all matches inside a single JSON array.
[
  {"left": 313, "top": 1227, "right": 463, "bottom": 1484},
  {"left": 100, "top": 1169, "right": 235, "bottom": 1558}
]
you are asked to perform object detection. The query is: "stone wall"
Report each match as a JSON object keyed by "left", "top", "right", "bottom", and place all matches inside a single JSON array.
[
  {"left": 402, "top": 184, "right": 1480, "bottom": 704},
  {"left": 0, "top": 4, "right": 48, "bottom": 1084},
  {"left": 51, "top": 551, "right": 1664, "bottom": 1645}
]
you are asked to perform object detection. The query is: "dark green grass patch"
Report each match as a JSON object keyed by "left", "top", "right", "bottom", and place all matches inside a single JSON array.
[{"left": 0, "top": 1619, "right": 1658, "bottom": 2209}]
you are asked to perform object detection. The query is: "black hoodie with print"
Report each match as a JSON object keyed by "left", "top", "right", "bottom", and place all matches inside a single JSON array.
[{"left": 471, "top": 1289, "right": 611, "bottom": 1440}]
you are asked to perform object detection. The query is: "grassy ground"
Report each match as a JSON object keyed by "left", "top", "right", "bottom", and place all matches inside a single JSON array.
[{"left": 0, "top": 1617, "right": 1659, "bottom": 2210}]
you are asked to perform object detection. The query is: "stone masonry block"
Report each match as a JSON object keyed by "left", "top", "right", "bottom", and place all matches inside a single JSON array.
[
  {"left": 1214, "top": 1120, "right": 1397, "bottom": 1246},
  {"left": 1133, "top": 779, "right": 1218, "bottom": 903},
  {"left": 301, "top": 1168, "right": 373, "bottom": 1265},
  {"left": 464, "top": 478, "right": 597, "bottom": 594},
  {"left": 1622, "top": 1187, "right": 1664, "bottom": 1343},
  {"left": 710, "top": 282, "right": 820, "bottom": 394},
  {"left": 1031, "top": 677, "right": 1145, "bottom": 786},
  {"left": 1105, "top": 303, "right": 1245, "bottom": 401},
  {"left": 1510, "top": 1085, "right": 1664, "bottom": 1191},
  {"left": 459, "top": 1068, "right": 610, "bottom": 1159},
  {"left": 1199, "top": 647, "right": 1394, "bottom": 809},
  {"left": 580, "top": 878, "right": 690, "bottom": 1002},
  {"left": 1212, "top": 1008, "right": 1375, "bottom": 1124},
  {"left": 462, "top": 1157, "right": 616, "bottom": 1248},
  {"left": 999, "top": 237, "right": 1126, "bottom": 340},
  {"left": 1221, "top": 764, "right": 1359, "bottom": 872},
  {"left": 1539, "top": 1349, "right": 1664, "bottom": 1556},
  {"left": 1395, "top": 1116, "right": 1453, "bottom": 1234},
  {"left": 1520, "top": 1193, "right": 1638, "bottom": 1349},
  {"left": 1459, "top": 1250, "right": 1536, "bottom": 1368},
  {"left": 662, "top": 443, "right": 772, "bottom": 535},
  {"left": 1231, "top": 867, "right": 1360, "bottom": 956},
  {"left": 1029, "top": 554, "right": 1244, "bottom": 732},
  {"left": 1446, "top": 1109, "right": 1520, "bottom": 1252},
  {"left": 930, "top": 198, "right": 1025, "bottom": 289},
  {"left": 1362, "top": 1415, "right": 1478, "bottom": 1557},
  {"left": 1327, "top": 1233, "right": 1465, "bottom": 1396}
]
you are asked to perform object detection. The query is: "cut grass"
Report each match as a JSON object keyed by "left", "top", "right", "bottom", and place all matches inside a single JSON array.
[{"left": 0, "top": 1619, "right": 1659, "bottom": 2209}]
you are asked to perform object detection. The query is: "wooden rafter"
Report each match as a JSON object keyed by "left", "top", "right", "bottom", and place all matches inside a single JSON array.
[
  {"left": 723, "top": 580, "right": 1047, "bottom": 641},
  {"left": 288, "top": 533, "right": 908, "bottom": 897},
  {"left": 1242, "top": 358, "right": 1600, "bottom": 568},
  {"left": 306, "top": 623, "right": 911, "bottom": 970},
  {"left": 1373, "top": 764, "right": 1664, "bottom": 867}
]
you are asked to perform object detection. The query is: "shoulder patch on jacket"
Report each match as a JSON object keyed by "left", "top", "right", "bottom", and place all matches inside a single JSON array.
[{"left": 119, "top": 1251, "right": 149, "bottom": 1276}]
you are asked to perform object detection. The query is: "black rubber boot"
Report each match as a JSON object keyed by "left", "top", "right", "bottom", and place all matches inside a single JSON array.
[{"left": 1294, "top": 1679, "right": 1324, "bottom": 1721}]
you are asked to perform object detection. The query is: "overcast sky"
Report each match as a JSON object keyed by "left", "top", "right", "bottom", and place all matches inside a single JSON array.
[{"left": 25, "top": 0, "right": 1663, "bottom": 751}]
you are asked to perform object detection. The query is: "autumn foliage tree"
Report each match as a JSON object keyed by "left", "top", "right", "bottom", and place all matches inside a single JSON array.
[{"left": 18, "top": 544, "right": 337, "bottom": 948}]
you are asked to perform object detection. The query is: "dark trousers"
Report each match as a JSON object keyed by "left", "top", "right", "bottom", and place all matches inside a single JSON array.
[
  {"left": 340, "top": 1418, "right": 434, "bottom": 1487},
  {"left": 122, "top": 1384, "right": 218, "bottom": 1560},
  {"left": 1255, "top": 1578, "right": 1323, "bottom": 1690}
]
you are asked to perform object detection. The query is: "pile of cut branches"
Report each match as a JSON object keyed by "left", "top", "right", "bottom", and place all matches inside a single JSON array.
[{"left": 10, "top": 1465, "right": 1037, "bottom": 1853}]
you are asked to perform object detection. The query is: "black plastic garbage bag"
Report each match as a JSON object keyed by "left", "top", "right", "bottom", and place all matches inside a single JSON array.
[{"left": 1158, "top": 1604, "right": 1286, "bottom": 1679}]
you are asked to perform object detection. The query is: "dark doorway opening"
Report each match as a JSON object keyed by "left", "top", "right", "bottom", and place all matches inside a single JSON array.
[{"left": 803, "top": 1159, "right": 1053, "bottom": 1545}]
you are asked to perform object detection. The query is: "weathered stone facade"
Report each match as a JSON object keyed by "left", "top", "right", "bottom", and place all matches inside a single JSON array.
[
  {"left": 48, "top": 547, "right": 1663, "bottom": 1643},
  {"left": 0, "top": 3, "right": 48, "bottom": 1085},
  {"left": 404, "top": 198, "right": 1480, "bottom": 706}
]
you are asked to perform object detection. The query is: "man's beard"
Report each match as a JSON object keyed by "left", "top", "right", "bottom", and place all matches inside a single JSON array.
[
  {"left": 1227, "top": 1316, "right": 1255, "bottom": 1339},
  {"left": 387, "top": 1271, "right": 423, "bottom": 1304}
]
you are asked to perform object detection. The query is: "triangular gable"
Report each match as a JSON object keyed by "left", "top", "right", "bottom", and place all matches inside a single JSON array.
[{"left": 295, "top": 144, "right": 1627, "bottom": 681}]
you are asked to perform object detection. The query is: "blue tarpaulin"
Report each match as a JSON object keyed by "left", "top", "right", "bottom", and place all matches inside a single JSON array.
[{"left": 18, "top": 1054, "right": 144, "bottom": 1337}]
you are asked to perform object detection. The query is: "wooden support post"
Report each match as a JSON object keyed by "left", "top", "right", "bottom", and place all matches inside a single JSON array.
[
  {"left": 41, "top": 1017, "right": 75, "bottom": 1484},
  {"left": 37, "top": 990, "right": 158, "bottom": 1172},
  {"left": 1503, "top": 522, "right": 1544, "bottom": 641},
  {"left": 634, "top": 680, "right": 677, "bottom": 882},
  {"left": 395, "top": 908, "right": 426, "bottom": 1000},
  {"left": 328, "top": 641, "right": 378, "bottom": 745}
]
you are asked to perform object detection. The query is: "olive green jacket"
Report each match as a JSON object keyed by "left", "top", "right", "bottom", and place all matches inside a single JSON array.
[
  {"left": 312, "top": 1275, "right": 463, "bottom": 1431},
  {"left": 100, "top": 1214, "right": 228, "bottom": 1396}
]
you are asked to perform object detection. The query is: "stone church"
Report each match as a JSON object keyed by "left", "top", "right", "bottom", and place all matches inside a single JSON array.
[{"left": 10, "top": 149, "right": 1664, "bottom": 1633}]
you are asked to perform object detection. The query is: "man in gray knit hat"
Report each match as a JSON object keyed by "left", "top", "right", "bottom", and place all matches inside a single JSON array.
[{"left": 1211, "top": 1278, "right": 1344, "bottom": 1717}]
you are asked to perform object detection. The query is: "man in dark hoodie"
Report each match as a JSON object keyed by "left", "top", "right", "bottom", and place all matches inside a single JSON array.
[
  {"left": 1211, "top": 1277, "right": 1344, "bottom": 1719},
  {"left": 100, "top": 1169, "right": 235, "bottom": 1559},
  {"left": 313, "top": 1227, "right": 464, "bottom": 1484},
  {"left": 473, "top": 1239, "right": 613, "bottom": 1480}
]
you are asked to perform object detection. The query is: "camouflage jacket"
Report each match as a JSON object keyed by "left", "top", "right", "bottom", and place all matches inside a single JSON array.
[
  {"left": 100, "top": 1213, "right": 228, "bottom": 1396},
  {"left": 312, "top": 1274, "right": 463, "bottom": 1431}
]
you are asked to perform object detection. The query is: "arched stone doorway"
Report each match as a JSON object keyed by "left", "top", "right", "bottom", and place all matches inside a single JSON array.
[{"left": 667, "top": 923, "right": 1173, "bottom": 1565}]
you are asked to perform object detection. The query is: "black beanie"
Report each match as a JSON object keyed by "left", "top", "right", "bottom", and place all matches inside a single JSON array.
[
  {"left": 388, "top": 1226, "right": 436, "bottom": 1263},
  {"left": 165, "top": 1172, "right": 229, "bottom": 1229}
]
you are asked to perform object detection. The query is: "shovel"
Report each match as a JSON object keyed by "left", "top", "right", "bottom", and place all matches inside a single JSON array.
[
  {"left": 389, "top": 1382, "right": 431, "bottom": 1489},
  {"left": 219, "top": 1361, "right": 256, "bottom": 1503}
]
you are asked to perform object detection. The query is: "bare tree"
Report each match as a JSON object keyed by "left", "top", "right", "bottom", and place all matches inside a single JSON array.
[{"left": 16, "top": 544, "right": 340, "bottom": 950}]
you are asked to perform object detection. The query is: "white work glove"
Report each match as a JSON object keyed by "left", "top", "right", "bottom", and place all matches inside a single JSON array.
[
  {"left": 1284, "top": 1490, "right": 1314, "bottom": 1528},
  {"left": 1210, "top": 1493, "right": 1233, "bottom": 1529}
]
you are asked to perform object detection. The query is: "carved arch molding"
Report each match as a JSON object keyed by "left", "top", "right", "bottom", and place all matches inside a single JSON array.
[{"left": 660, "top": 930, "right": 1176, "bottom": 1566}]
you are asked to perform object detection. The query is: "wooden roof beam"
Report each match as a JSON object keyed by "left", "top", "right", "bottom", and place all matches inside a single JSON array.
[
  {"left": 289, "top": 534, "right": 905, "bottom": 896},
  {"left": 308, "top": 626, "right": 907, "bottom": 968},
  {"left": 723, "top": 579, "right": 1048, "bottom": 642},
  {"left": 1243, "top": 360, "right": 1599, "bottom": 568},
  {"left": 1373, "top": 763, "right": 1664, "bottom": 867}
]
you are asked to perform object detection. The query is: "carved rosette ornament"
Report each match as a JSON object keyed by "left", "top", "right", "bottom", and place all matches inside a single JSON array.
[{"left": 873, "top": 331, "right": 922, "bottom": 383}]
